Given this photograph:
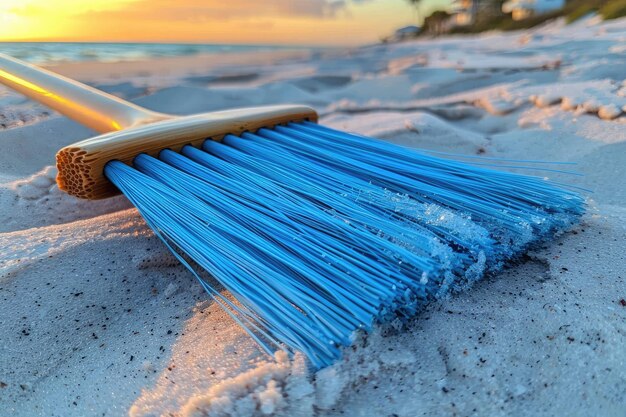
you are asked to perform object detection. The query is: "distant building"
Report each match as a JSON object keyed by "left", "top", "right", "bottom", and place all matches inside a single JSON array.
[
  {"left": 394, "top": 25, "right": 421, "bottom": 40},
  {"left": 382, "top": 25, "right": 421, "bottom": 43},
  {"left": 452, "top": 0, "right": 479, "bottom": 26},
  {"left": 451, "top": 0, "right": 501, "bottom": 26},
  {"left": 502, "top": 0, "right": 565, "bottom": 20}
]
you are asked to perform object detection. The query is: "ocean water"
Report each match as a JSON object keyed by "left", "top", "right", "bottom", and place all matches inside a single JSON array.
[{"left": 0, "top": 42, "right": 317, "bottom": 65}]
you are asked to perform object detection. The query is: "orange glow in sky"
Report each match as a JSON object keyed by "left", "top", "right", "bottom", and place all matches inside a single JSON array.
[{"left": 0, "top": 0, "right": 449, "bottom": 46}]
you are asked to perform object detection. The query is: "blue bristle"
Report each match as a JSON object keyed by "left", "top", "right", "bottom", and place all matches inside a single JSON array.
[{"left": 103, "top": 122, "right": 584, "bottom": 368}]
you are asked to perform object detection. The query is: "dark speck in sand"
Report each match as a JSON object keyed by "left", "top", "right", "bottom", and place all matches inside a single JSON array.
[{"left": 619, "top": 299, "right": 626, "bottom": 307}]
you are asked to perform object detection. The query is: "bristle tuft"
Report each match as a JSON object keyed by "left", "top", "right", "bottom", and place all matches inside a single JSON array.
[{"left": 103, "top": 122, "right": 584, "bottom": 368}]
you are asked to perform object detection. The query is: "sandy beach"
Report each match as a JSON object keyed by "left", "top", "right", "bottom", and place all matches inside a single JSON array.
[{"left": 1, "top": 15, "right": 625, "bottom": 417}]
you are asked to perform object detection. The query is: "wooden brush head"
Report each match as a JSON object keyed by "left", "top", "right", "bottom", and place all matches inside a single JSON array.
[{"left": 56, "top": 105, "right": 318, "bottom": 199}]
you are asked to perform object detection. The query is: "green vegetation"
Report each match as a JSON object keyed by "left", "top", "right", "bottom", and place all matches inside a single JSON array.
[
  {"left": 565, "top": 0, "right": 607, "bottom": 23},
  {"left": 422, "top": 10, "right": 452, "bottom": 35},
  {"left": 600, "top": 0, "right": 626, "bottom": 19},
  {"left": 566, "top": 4, "right": 599, "bottom": 23},
  {"left": 445, "top": 0, "right": 626, "bottom": 35}
]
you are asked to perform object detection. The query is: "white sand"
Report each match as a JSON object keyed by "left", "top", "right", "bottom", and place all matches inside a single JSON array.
[{"left": 1, "top": 16, "right": 625, "bottom": 417}]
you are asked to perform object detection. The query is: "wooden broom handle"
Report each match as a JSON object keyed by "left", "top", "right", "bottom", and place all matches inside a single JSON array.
[
  {"left": 0, "top": 53, "right": 318, "bottom": 200},
  {"left": 0, "top": 53, "right": 171, "bottom": 132}
]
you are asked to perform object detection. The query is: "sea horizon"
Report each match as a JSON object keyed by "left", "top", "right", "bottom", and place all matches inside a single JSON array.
[{"left": 0, "top": 41, "right": 331, "bottom": 65}]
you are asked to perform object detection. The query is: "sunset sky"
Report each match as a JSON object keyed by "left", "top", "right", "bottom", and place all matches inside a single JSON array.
[{"left": 0, "top": 0, "right": 450, "bottom": 46}]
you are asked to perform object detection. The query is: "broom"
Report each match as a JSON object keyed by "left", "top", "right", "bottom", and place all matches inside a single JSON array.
[{"left": 0, "top": 53, "right": 584, "bottom": 368}]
